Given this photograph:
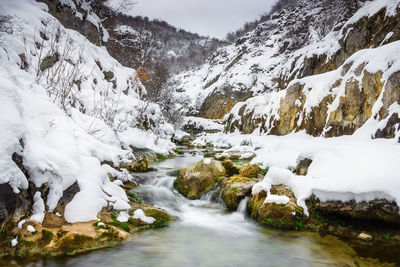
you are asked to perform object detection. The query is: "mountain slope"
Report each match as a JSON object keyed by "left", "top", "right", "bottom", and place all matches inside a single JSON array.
[{"left": 0, "top": 0, "right": 174, "bottom": 228}]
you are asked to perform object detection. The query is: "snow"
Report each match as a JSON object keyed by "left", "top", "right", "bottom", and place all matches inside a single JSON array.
[
  {"left": 115, "top": 209, "right": 156, "bottom": 224},
  {"left": 197, "top": 131, "right": 400, "bottom": 215},
  {"left": 132, "top": 209, "right": 155, "bottom": 224},
  {"left": 240, "top": 152, "right": 255, "bottom": 160},
  {"left": 27, "top": 225, "right": 36, "bottom": 233},
  {"left": 11, "top": 237, "right": 18, "bottom": 247},
  {"left": 30, "top": 192, "right": 45, "bottom": 224},
  {"left": 17, "top": 219, "right": 26, "bottom": 230},
  {"left": 203, "top": 158, "right": 212, "bottom": 164},
  {"left": 0, "top": 0, "right": 175, "bottom": 224},
  {"left": 264, "top": 195, "right": 290, "bottom": 205},
  {"left": 116, "top": 211, "right": 130, "bottom": 223}
]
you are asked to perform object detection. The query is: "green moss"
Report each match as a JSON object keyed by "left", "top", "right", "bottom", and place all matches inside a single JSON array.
[
  {"left": 264, "top": 218, "right": 275, "bottom": 225},
  {"left": 383, "top": 232, "right": 392, "bottom": 240},
  {"left": 154, "top": 153, "right": 167, "bottom": 163},
  {"left": 57, "top": 230, "right": 68, "bottom": 239},
  {"left": 98, "top": 228, "right": 121, "bottom": 241},
  {"left": 109, "top": 214, "right": 131, "bottom": 232},
  {"left": 174, "top": 148, "right": 184, "bottom": 155},
  {"left": 58, "top": 234, "right": 95, "bottom": 255},
  {"left": 294, "top": 220, "right": 304, "bottom": 230},
  {"left": 259, "top": 167, "right": 269, "bottom": 175},
  {"left": 122, "top": 181, "right": 137, "bottom": 190},
  {"left": 40, "top": 230, "right": 53, "bottom": 246},
  {"left": 18, "top": 239, "right": 36, "bottom": 248},
  {"left": 143, "top": 209, "right": 173, "bottom": 228},
  {"left": 0, "top": 220, "right": 16, "bottom": 249},
  {"left": 127, "top": 191, "right": 143, "bottom": 203},
  {"left": 230, "top": 155, "right": 241, "bottom": 161}
]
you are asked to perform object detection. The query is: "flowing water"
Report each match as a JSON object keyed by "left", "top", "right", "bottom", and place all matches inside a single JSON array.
[{"left": 4, "top": 150, "right": 399, "bottom": 266}]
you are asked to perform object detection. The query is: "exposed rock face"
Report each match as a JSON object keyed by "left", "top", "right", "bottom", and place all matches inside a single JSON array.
[
  {"left": 38, "top": 0, "right": 104, "bottom": 45},
  {"left": 226, "top": 59, "right": 400, "bottom": 138},
  {"left": 174, "top": 159, "right": 227, "bottom": 199},
  {"left": 221, "top": 175, "right": 257, "bottom": 211},
  {"left": 248, "top": 185, "right": 305, "bottom": 229},
  {"left": 199, "top": 87, "right": 253, "bottom": 119},
  {"left": 223, "top": 3, "right": 400, "bottom": 139},
  {"left": 310, "top": 197, "right": 400, "bottom": 226}
]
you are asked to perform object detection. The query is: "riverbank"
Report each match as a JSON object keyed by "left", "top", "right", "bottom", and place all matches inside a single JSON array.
[{"left": 1, "top": 149, "right": 399, "bottom": 266}]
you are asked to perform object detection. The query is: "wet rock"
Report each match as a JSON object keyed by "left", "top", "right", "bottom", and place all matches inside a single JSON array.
[
  {"left": 357, "top": 232, "right": 373, "bottom": 241},
  {"left": 221, "top": 159, "right": 240, "bottom": 176},
  {"left": 311, "top": 198, "right": 400, "bottom": 226},
  {"left": 248, "top": 185, "right": 306, "bottom": 229},
  {"left": 221, "top": 175, "right": 257, "bottom": 211},
  {"left": 174, "top": 159, "right": 227, "bottom": 199},
  {"left": 239, "top": 164, "right": 260, "bottom": 178}
]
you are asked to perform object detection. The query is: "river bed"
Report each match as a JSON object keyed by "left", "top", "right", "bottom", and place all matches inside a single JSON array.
[{"left": 2, "top": 150, "right": 398, "bottom": 266}]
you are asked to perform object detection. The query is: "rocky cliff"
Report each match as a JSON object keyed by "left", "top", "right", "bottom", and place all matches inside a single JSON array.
[{"left": 172, "top": 0, "right": 400, "bottom": 141}]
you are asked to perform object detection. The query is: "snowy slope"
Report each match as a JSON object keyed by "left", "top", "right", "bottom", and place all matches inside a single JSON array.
[
  {"left": 169, "top": 0, "right": 360, "bottom": 118},
  {"left": 0, "top": 0, "right": 174, "bottom": 223}
]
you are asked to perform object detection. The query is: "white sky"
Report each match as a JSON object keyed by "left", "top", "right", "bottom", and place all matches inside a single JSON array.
[{"left": 127, "top": 0, "right": 278, "bottom": 39}]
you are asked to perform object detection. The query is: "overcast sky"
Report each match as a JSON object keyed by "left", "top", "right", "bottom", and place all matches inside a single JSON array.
[{"left": 127, "top": 0, "right": 277, "bottom": 39}]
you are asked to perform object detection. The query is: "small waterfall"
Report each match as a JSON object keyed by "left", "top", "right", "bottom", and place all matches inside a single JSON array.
[{"left": 236, "top": 197, "right": 249, "bottom": 218}]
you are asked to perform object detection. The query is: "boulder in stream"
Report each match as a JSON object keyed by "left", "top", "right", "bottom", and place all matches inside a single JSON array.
[
  {"left": 221, "top": 175, "right": 258, "bottom": 211},
  {"left": 174, "top": 159, "right": 227, "bottom": 199}
]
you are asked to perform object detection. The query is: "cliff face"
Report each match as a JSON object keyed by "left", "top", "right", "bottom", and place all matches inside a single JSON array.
[
  {"left": 224, "top": 1, "right": 400, "bottom": 140},
  {"left": 170, "top": 0, "right": 361, "bottom": 119}
]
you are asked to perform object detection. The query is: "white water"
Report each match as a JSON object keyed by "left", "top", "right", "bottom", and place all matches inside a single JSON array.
[{"left": 14, "top": 150, "right": 396, "bottom": 266}]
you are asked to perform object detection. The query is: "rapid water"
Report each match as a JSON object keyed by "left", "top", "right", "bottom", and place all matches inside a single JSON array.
[{"left": 5, "top": 150, "right": 398, "bottom": 266}]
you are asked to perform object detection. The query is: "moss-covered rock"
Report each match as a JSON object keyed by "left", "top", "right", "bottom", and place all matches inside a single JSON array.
[
  {"left": 120, "top": 155, "right": 149, "bottom": 172},
  {"left": 239, "top": 164, "right": 260, "bottom": 178},
  {"left": 174, "top": 159, "right": 227, "bottom": 199},
  {"left": 221, "top": 159, "right": 240, "bottom": 176},
  {"left": 248, "top": 185, "right": 306, "bottom": 229},
  {"left": 221, "top": 175, "right": 257, "bottom": 210}
]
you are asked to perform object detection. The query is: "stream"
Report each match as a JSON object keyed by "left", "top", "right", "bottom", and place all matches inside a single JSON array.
[{"left": 5, "top": 150, "right": 398, "bottom": 266}]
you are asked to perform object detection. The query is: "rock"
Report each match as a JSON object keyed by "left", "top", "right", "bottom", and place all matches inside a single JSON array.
[
  {"left": 120, "top": 155, "right": 149, "bottom": 173},
  {"left": 103, "top": 71, "right": 115, "bottom": 81},
  {"left": 357, "top": 232, "right": 373, "bottom": 241},
  {"left": 295, "top": 157, "right": 313, "bottom": 176},
  {"left": 40, "top": 53, "right": 59, "bottom": 72},
  {"left": 174, "top": 159, "right": 227, "bottom": 199},
  {"left": 239, "top": 164, "right": 260, "bottom": 178},
  {"left": 199, "top": 86, "right": 253, "bottom": 119},
  {"left": 248, "top": 185, "right": 306, "bottom": 229},
  {"left": 221, "top": 175, "right": 257, "bottom": 210},
  {"left": 311, "top": 197, "right": 400, "bottom": 226},
  {"left": 221, "top": 159, "right": 240, "bottom": 176}
]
